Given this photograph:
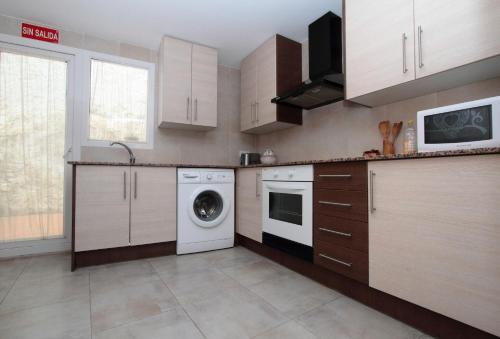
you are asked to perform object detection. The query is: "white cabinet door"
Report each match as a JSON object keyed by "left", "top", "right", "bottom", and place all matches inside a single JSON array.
[
  {"left": 414, "top": 0, "right": 500, "bottom": 78},
  {"left": 75, "top": 166, "right": 130, "bottom": 251},
  {"left": 368, "top": 156, "right": 500, "bottom": 337},
  {"left": 236, "top": 168, "right": 262, "bottom": 243},
  {"left": 240, "top": 51, "right": 257, "bottom": 132},
  {"left": 130, "top": 167, "right": 176, "bottom": 246},
  {"left": 256, "top": 36, "right": 277, "bottom": 127},
  {"left": 345, "top": 0, "right": 415, "bottom": 99},
  {"left": 159, "top": 36, "right": 192, "bottom": 126},
  {"left": 192, "top": 44, "right": 218, "bottom": 128}
]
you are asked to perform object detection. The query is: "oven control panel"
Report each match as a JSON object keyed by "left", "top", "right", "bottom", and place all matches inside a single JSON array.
[{"left": 262, "top": 165, "right": 313, "bottom": 182}]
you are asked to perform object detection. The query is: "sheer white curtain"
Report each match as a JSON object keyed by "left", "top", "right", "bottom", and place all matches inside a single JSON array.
[
  {"left": 0, "top": 50, "right": 67, "bottom": 242},
  {"left": 89, "top": 59, "right": 148, "bottom": 143}
]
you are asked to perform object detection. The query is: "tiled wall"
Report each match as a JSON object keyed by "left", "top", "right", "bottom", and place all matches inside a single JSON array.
[
  {"left": 256, "top": 41, "right": 500, "bottom": 162},
  {"left": 0, "top": 14, "right": 256, "bottom": 166}
]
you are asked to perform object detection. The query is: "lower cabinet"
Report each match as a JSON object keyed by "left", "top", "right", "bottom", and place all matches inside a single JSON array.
[
  {"left": 313, "top": 162, "right": 369, "bottom": 284},
  {"left": 74, "top": 165, "right": 176, "bottom": 252},
  {"left": 236, "top": 168, "right": 262, "bottom": 243},
  {"left": 130, "top": 167, "right": 177, "bottom": 245},
  {"left": 368, "top": 155, "right": 500, "bottom": 337}
]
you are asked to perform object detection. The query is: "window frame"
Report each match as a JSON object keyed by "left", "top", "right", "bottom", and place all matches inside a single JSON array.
[{"left": 80, "top": 51, "right": 155, "bottom": 149}]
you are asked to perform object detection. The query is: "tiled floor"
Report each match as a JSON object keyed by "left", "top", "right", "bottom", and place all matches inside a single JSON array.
[{"left": 0, "top": 247, "right": 431, "bottom": 339}]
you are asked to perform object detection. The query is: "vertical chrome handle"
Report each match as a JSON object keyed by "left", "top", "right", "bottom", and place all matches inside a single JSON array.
[
  {"left": 252, "top": 103, "right": 256, "bottom": 123},
  {"left": 255, "top": 102, "right": 259, "bottom": 123},
  {"left": 194, "top": 98, "right": 198, "bottom": 121},
  {"left": 134, "top": 171, "right": 137, "bottom": 199},
  {"left": 186, "top": 97, "right": 190, "bottom": 121},
  {"left": 418, "top": 26, "right": 424, "bottom": 68},
  {"left": 256, "top": 172, "right": 261, "bottom": 197},
  {"left": 370, "top": 170, "right": 376, "bottom": 213},
  {"left": 123, "top": 171, "right": 127, "bottom": 200},
  {"left": 402, "top": 33, "right": 408, "bottom": 74}
]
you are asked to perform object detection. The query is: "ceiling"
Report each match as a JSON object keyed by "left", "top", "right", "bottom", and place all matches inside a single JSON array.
[{"left": 0, "top": 0, "right": 342, "bottom": 67}]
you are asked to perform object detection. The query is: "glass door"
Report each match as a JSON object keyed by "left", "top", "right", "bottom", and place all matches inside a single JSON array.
[
  {"left": 269, "top": 192, "right": 302, "bottom": 225},
  {"left": 0, "top": 43, "right": 73, "bottom": 251}
]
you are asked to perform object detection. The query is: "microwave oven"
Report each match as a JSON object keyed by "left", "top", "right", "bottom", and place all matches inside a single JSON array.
[{"left": 417, "top": 96, "right": 500, "bottom": 152}]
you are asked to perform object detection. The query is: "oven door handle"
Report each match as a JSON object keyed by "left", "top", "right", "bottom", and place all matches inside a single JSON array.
[{"left": 264, "top": 183, "right": 307, "bottom": 191}]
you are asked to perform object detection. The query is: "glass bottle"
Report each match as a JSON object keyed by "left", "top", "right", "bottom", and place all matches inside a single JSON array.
[{"left": 403, "top": 120, "right": 417, "bottom": 154}]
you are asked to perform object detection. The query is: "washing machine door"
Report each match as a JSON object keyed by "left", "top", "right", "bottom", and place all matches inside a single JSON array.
[{"left": 189, "top": 186, "right": 230, "bottom": 228}]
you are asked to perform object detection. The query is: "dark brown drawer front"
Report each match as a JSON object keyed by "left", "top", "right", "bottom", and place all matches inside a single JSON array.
[
  {"left": 314, "top": 189, "right": 368, "bottom": 222},
  {"left": 314, "top": 162, "right": 367, "bottom": 191},
  {"left": 314, "top": 215, "right": 368, "bottom": 253},
  {"left": 315, "top": 240, "right": 368, "bottom": 284}
]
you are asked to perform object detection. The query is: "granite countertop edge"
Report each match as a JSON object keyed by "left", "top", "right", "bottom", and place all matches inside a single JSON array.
[{"left": 68, "top": 147, "right": 500, "bottom": 168}]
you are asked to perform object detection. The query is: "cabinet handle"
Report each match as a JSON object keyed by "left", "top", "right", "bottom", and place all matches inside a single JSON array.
[
  {"left": 251, "top": 103, "right": 255, "bottom": 123},
  {"left": 402, "top": 33, "right": 408, "bottom": 73},
  {"left": 194, "top": 98, "right": 198, "bottom": 121},
  {"left": 123, "top": 171, "right": 127, "bottom": 200},
  {"left": 318, "top": 200, "right": 352, "bottom": 207},
  {"left": 256, "top": 172, "right": 261, "bottom": 197},
  {"left": 255, "top": 102, "right": 259, "bottom": 123},
  {"left": 418, "top": 26, "right": 424, "bottom": 68},
  {"left": 134, "top": 171, "right": 137, "bottom": 199},
  {"left": 370, "top": 170, "right": 376, "bottom": 213},
  {"left": 319, "top": 253, "right": 352, "bottom": 267},
  {"left": 319, "top": 227, "right": 352, "bottom": 237},
  {"left": 319, "top": 174, "right": 352, "bottom": 178},
  {"left": 186, "top": 97, "right": 190, "bottom": 121}
]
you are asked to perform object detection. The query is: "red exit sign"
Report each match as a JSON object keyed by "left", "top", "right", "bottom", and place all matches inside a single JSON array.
[{"left": 21, "top": 23, "right": 59, "bottom": 43}]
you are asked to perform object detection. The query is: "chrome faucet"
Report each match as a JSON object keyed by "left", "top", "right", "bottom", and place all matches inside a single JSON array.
[{"left": 110, "top": 142, "right": 136, "bottom": 164}]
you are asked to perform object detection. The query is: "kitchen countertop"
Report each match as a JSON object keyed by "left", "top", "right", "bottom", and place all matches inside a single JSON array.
[
  {"left": 67, "top": 161, "right": 238, "bottom": 168},
  {"left": 68, "top": 147, "right": 500, "bottom": 169}
]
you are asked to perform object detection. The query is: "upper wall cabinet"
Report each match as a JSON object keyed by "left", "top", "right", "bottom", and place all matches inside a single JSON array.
[
  {"left": 240, "top": 35, "right": 302, "bottom": 134},
  {"left": 345, "top": 0, "right": 416, "bottom": 100},
  {"left": 158, "top": 36, "right": 218, "bottom": 130},
  {"left": 345, "top": 0, "right": 500, "bottom": 107},
  {"left": 414, "top": 0, "right": 500, "bottom": 78}
]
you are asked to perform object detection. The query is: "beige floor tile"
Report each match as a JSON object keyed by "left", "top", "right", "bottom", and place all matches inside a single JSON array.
[
  {"left": 148, "top": 252, "right": 213, "bottom": 279},
  {"left": 297, "top": 297, "right": 423, "bottom": 339},
  {"left": 0, "top": 297, "right": 91, "bottom": 339},
  {"left": 89, "top": 260, "right": 158, "bottom": 293},
  {"left": 161, "top": 267, "right": 240, "bottom": 305},
  {"left": 91, "top": 278, "right": 178, "bottom": 333},
  {"left": 253, "top": 320, "right": 318, "bottom": 339},
  {"left": 248, "top": 272, "right": 341, "bottom": 318},
  {"left": 205, "top": 246, "right": 263, "bottom": 269},
  {"left": 0, "top": 273, "right": 89, "bottom": 315},
  {"left": 0, "top": 257, "right": 30, "bottom": 303},
  {"left": 0, "top": 257, "right": 30, "bottom": 279},
  {"left": 184, "top": 286, "right": 287, "bottom": 339},
  {"left": 94, "top": 307, "right": 204, "bottom": 339},
  {"left": 17, "top": 253, "right": 81, "bottom": 282},
  {"left": 221, "top": 259, "right": 290, "bottom": 286}
]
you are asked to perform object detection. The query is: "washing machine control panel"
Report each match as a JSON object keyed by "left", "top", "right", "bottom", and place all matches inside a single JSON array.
[{"left": 201, "top": 171, "right": 234, "bottom": 183}]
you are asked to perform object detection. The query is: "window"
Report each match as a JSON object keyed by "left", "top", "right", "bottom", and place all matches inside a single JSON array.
[{"left": 83, "top": 54, "right": 155, "bottom": 148}]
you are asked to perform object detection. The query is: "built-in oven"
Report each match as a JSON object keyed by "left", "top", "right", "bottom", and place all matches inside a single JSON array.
[{"left": 262, "top": 165, "right": 313, "bottom": 261}]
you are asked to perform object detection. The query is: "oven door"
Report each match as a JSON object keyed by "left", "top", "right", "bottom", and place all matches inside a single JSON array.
[{"left": 262, "top": 181, "right": 312, "bottom": 246}]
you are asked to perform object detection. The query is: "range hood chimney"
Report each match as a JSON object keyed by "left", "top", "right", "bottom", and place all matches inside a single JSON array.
[{"left": 272, "top": 12, "right": 344, "bottom": 110}]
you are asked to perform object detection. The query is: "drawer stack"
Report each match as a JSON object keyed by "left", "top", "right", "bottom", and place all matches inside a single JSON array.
[{"left": 313, "top": 162, "right": 368, "bottom": 284}]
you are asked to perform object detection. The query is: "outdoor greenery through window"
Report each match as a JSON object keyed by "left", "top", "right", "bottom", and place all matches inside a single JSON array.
[{"left": 89, "top": 59, "right": 149, "bottom": 143}]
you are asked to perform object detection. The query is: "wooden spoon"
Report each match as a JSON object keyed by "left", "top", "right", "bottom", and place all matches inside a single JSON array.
[
  {"left": 391, "top": 121, "right": 403, "bottom": 144},
  {"left": 378, "top": 121, "right": 390, "bottom": 140}
]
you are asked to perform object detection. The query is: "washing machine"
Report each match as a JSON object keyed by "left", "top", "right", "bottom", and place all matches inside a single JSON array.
[{"left": 177, "top": 168, "right": 235, "bottom": 254}]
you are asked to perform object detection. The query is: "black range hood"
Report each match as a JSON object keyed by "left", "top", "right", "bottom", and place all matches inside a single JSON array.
[{"left": 272, "top": 12, "right": 344, "bottom": 110}]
